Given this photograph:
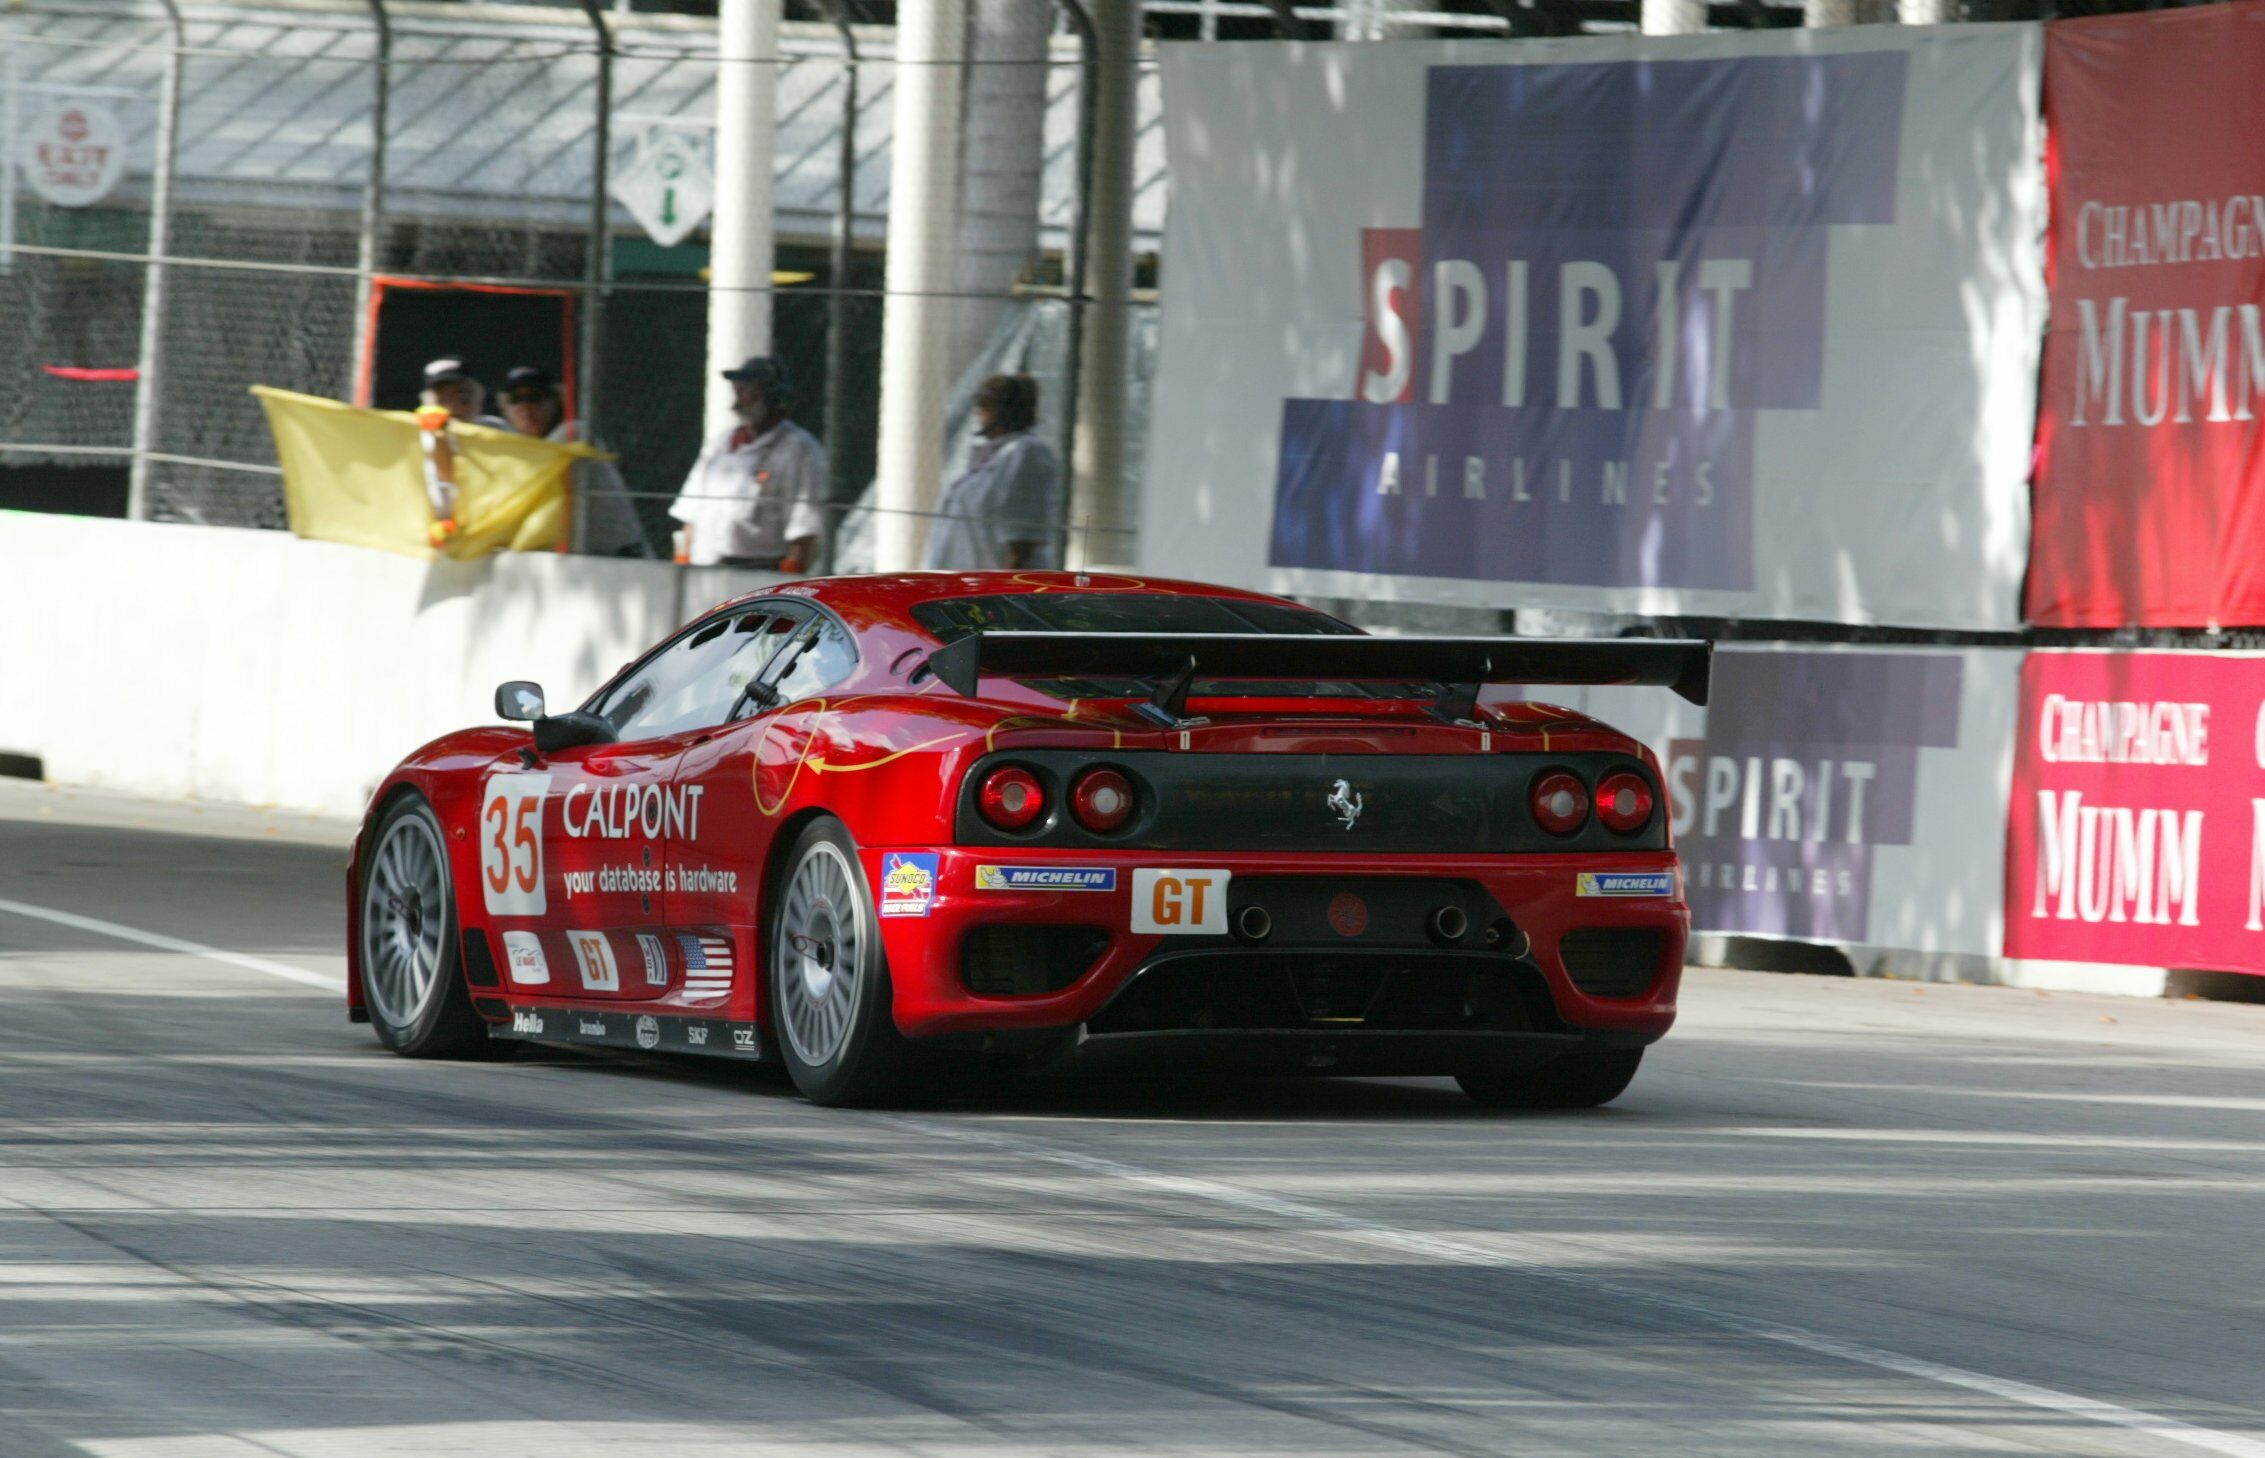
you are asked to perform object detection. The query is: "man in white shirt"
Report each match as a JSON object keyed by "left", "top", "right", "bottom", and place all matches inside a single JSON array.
[
  {"left": 922, "top": 374, "right": 1063, "bottom": 570},
  {"left": 669, "top": 357, "right": 828, "bottom": 571},
  {"left": 499, "top": 365, "right": 650, "bottom": 558}
]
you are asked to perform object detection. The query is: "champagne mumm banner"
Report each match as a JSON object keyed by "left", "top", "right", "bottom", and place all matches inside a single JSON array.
[
  {"left": 2029, "top": 3, "right": 2265, "bottom": 628},
  {"left": 2005, "top": 652, "right": 2265, "bottom": 975},
  {"left": 1148, "top": 29, "right": 2044, "bottom": 629}
]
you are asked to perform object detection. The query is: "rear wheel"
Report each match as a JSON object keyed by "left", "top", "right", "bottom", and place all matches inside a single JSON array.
[
  {"left": 359, "top": 794, "right": 487, "bottom": 1058},
  {"left": 767, "top": 817, "right": 912, "bottom": 1106},
  {"left": 1457, "top": 1047, "right": 1642, "bottom": 1109}
]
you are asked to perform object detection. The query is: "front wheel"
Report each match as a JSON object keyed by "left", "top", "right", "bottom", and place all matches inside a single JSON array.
[
  {"left": 766, "top": 818, "right": 912, "bottom": 1106},
  {"left": 359, "top": 794, "right": 487, "bottom": 1058},
  {"left": 1457, "top": 1047, "right": 1643, "bottom": 1109}
]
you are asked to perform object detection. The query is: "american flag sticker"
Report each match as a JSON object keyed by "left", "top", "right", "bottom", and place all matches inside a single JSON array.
[{"left": 676, "top": 931, "right": 735, "bottom": 1000}]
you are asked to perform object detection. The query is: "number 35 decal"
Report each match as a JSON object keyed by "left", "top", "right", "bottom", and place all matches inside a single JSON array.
[{"left": 481, "top": 773, "right": 552, "bottom": 916}]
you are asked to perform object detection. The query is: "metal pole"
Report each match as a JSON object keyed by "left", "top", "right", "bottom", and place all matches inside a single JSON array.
[
  {"left": 1052, "top": 0, "right": 1097, "bottom": 558},
  {"left": 870, "top": 0, "right": 968, "bottom": 573},
  {"left": 816, "top": 0, "right": 859, "bottom": 571},
  {"left": 1, "top": 51, "right": 20, "bottom": 276},
  {"left": 573, "top": 0, "right": 614, "bottom": 553},
  {"left": 127, "top": 0, "right": 186, "bottom": 523},
  {"left": 350, "top": 0, "right": 390, "bottom": 405},
  {"left": 704, "top": 0, "right": 782, "bottom": 443},
  {"left": 1067, "top": 0, "right": 1133, "bottom": 568},
  {"left": 1641, "top": 0, "right": 1707, "bottom": 31}
]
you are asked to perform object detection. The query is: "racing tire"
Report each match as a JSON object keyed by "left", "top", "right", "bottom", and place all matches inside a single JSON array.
[
  {"left": 766, "top": 817, "right": 914, "bottom": 1107},
  {"left": 358, "top": 793, "right": 489, "bottom": 1059},
  {"left": 1456, "top": 1048, "right": 1643, "bottom": 1110}
]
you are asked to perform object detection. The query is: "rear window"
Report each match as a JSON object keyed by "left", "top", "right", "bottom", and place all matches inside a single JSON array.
[{"left": 912, "top": 593, "right": 1358, "bottom": 641}]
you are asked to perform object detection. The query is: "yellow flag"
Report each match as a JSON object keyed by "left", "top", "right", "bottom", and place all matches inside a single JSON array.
[{"left": 252, "top": 386, "right": 610, "bottom": 561}]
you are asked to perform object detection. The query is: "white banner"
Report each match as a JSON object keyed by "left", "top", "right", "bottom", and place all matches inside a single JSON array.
[
  {"left": 1146, "top": 28, "right": 2044, "bottom": 629},
  {"left": 1544, "top": 644, "right": 2021, "bottom": 957}
]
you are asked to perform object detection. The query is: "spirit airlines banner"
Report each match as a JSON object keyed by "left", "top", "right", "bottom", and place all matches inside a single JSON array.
[
  {"left": 2006, "top": 653, "right": 2265, "bottom": 975},
  {"left": 1542, "top": 645, "right": 2020, "bottom": 956},
  {"left": 2029, "top": 4, "right": 2265, "bottom": 628},
  {"left": 1148, "top": 30, "right": 2044, "bottom": 628}
]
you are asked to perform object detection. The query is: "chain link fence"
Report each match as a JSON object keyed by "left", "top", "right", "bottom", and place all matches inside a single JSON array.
[{"left": 0, "top": 0, "right": 1160, "bottom": 567}]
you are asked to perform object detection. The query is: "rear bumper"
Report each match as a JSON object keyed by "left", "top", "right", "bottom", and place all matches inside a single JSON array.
[{"left": 867, "top": 847, "right": 1685, "bottom": 1057}]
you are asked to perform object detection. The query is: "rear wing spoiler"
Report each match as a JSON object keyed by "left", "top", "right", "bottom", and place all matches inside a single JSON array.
[{"left": 921, "top": 631, "right": 1712, "bottom": 721}]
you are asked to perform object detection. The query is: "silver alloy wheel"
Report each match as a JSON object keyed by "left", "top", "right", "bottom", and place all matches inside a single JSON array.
[
  {"left": 361, "top": 811, "right": 450, "bottom": 1030},
  {"left": 777, "top": 839, "right": 864, "bottom": 1067}
]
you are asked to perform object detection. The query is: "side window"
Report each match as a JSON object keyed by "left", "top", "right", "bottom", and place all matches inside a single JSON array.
[
  {"left": 596, "top": 611, "right": 791, "bottom": 740},
  {"left": 768, "top": 618, "right": 858, "bottom": 705}
]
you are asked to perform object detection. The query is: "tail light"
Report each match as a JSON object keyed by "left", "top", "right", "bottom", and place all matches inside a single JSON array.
[
  {"left": 1071, "top": 768, "right": 1135, "bottom": 833},
  {"left": 978, "top": 766, "right": 1046, "bottom": 830},
  {"left": 1529, "top": 771, "right": 1590, "bottom": 836},
  {"left": 1595, "top": 771, "right": 1655, "bottom": 834}
]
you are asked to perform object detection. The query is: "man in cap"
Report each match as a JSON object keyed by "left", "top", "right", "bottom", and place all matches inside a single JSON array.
[
  {"left": 500, "top": 365, "right": 649, "bottom": 558},
  {"left": 413, "top": 358, "right": 507, "bottom": 544},
  {"left": 668, "top": 357, "right": 827, "bottom": 572}
]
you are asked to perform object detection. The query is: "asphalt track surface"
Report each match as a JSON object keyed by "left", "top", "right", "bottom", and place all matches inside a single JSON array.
[{"left": 1, "top": 781, "right": 2261, "bottom": 1458}]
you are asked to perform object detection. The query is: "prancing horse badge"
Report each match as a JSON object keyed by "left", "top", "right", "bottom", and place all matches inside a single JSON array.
[{"left": 1327, "top": 778, "right": 1363, "bottom": 830}]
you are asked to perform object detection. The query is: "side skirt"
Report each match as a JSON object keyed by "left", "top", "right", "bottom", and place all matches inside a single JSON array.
[{"left": 487, "top": 1004, "right": 764, "bottom": 1059}]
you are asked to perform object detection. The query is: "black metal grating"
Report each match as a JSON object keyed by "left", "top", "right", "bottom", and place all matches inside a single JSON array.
[{"left": 1558, "top": 928, "right": 1666, "bottom": 999}]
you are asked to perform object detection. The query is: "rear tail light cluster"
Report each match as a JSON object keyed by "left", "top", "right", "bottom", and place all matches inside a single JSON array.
[
  {"left": 977, "top": 766, "right": 1045, "bottom": 830},
  {"left": 1070, "top": 768, "right": 1134, "bottom": 833},
  {"left": 1529, "top": 766, "right": 1657, "bottom": 837},
  {"left": 976, "top": 764, "right": 1140, "bottom": 835}
]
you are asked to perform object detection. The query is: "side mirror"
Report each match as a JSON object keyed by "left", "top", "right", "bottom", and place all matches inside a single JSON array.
[{"left": 495, "top": 680, "right": 546, "bottom": 721}]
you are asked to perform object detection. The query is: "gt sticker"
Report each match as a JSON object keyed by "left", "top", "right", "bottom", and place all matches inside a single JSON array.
[
  {"left": 975, "top": 865, "right": 1118, "bottom": 892},
  {"left": 636, "top": 933, "right": 668, "bottom": 987},
  {"left": 1576, "top": 871, "right": 1676, "bottom": 898},
  {"left": 480, "top": 772, "right": 552, "bottom": 916},
  {"left": 879, "top": 852, "right": 939, "bottom": 918},
  {"left": 501, "top": 930, "right": 549, "bottom": 985},
  {"left": 567, "top": 929, "right": 620, "bottom": 991},
  {"left": 1132, "top": 869, "right": 1230, "bottom": 934}
]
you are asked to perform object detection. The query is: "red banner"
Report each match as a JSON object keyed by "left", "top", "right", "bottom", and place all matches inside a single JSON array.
[
  {"left": 2029, "top": 4, "right": 2265, "bottom": 628},
  {"left": 2005, "top": 652, "right": 2265, "bottom": 974}
]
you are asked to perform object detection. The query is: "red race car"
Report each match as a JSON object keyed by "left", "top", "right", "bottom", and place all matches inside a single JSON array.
[{"left": 347, "top": 571, "right": 1708, "bottom": 1108}]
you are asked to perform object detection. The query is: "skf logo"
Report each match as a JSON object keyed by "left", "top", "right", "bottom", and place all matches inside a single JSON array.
[
  {"left": 685, "top": 1024, "right": 710, "bottom": 1047},
  {"left": 1327, "top": 779, "right": 1364, "bottom": 830},
  {"left": 1132, "top": 868, "right": 1231, "bottom": 934}
]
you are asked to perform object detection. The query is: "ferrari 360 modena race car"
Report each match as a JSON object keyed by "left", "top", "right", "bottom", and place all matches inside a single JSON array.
[{"left": 347, "top": 572, "right": 1709, "bottom": 1107}]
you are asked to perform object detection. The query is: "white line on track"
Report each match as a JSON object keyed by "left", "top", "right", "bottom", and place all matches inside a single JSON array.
[
  {"left": 893, "top": 1116, "right": 2265, "bottom": 1458},
  {"left": 0, "top": 896, "right": 342, "bottom": 990}
]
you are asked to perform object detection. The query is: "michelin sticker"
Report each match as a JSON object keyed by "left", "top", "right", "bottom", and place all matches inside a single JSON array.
[
  {"left": 975, "top": 865, "right": 1118, "bottom": 892},
  {"left": 1576, "top": 871, "right": 1677, "bottom": 898},
  {"left": 879, "top": 852, "right": 939, "bottom": 917}
]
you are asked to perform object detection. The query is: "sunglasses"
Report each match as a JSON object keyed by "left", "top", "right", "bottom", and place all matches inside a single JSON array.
[{"left": 504, "top": 392, "right": 550, "bottom": 406}]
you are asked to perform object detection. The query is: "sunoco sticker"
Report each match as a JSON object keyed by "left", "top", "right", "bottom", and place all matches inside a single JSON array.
[
  {"left": 1576, "top": 871, "right": 1676, "bottom": 898},
  {"left": 975, "top": 865, "right": 1118, "bottom": 892},
  {"left": 879, "top": 852, "right": 939, "bottom": 917}
]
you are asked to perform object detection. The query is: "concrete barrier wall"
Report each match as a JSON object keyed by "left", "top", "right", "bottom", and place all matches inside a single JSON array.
[{"left": 0, "top": 514, "right": 787, "bottom": 819}]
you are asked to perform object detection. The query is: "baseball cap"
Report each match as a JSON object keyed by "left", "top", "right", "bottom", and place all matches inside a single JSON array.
[
  {"left": 502, "top": 365, "right": 557, "bottom": 395},
  {"left": 721, "top": 356, "right": 787, "bottom": 391},
  {"left": 422, "top": 357, "right": 471, "bottom": 387}
]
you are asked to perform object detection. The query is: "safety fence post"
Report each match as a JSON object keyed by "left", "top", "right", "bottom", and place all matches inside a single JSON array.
[{"left": 127, "top": 0, "right": 187, "bottom": 522}]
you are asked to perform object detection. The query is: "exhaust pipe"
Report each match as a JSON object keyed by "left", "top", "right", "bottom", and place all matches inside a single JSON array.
[
  {"left": 1484, "top": 917, "right": 1532, "bottom": 960},
  {"left": 1429, "top": 904, "right": 1469, "bottom": 946},
  {"left": 1235, "top": 903, "right": 1272, "bottom": 943}
]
